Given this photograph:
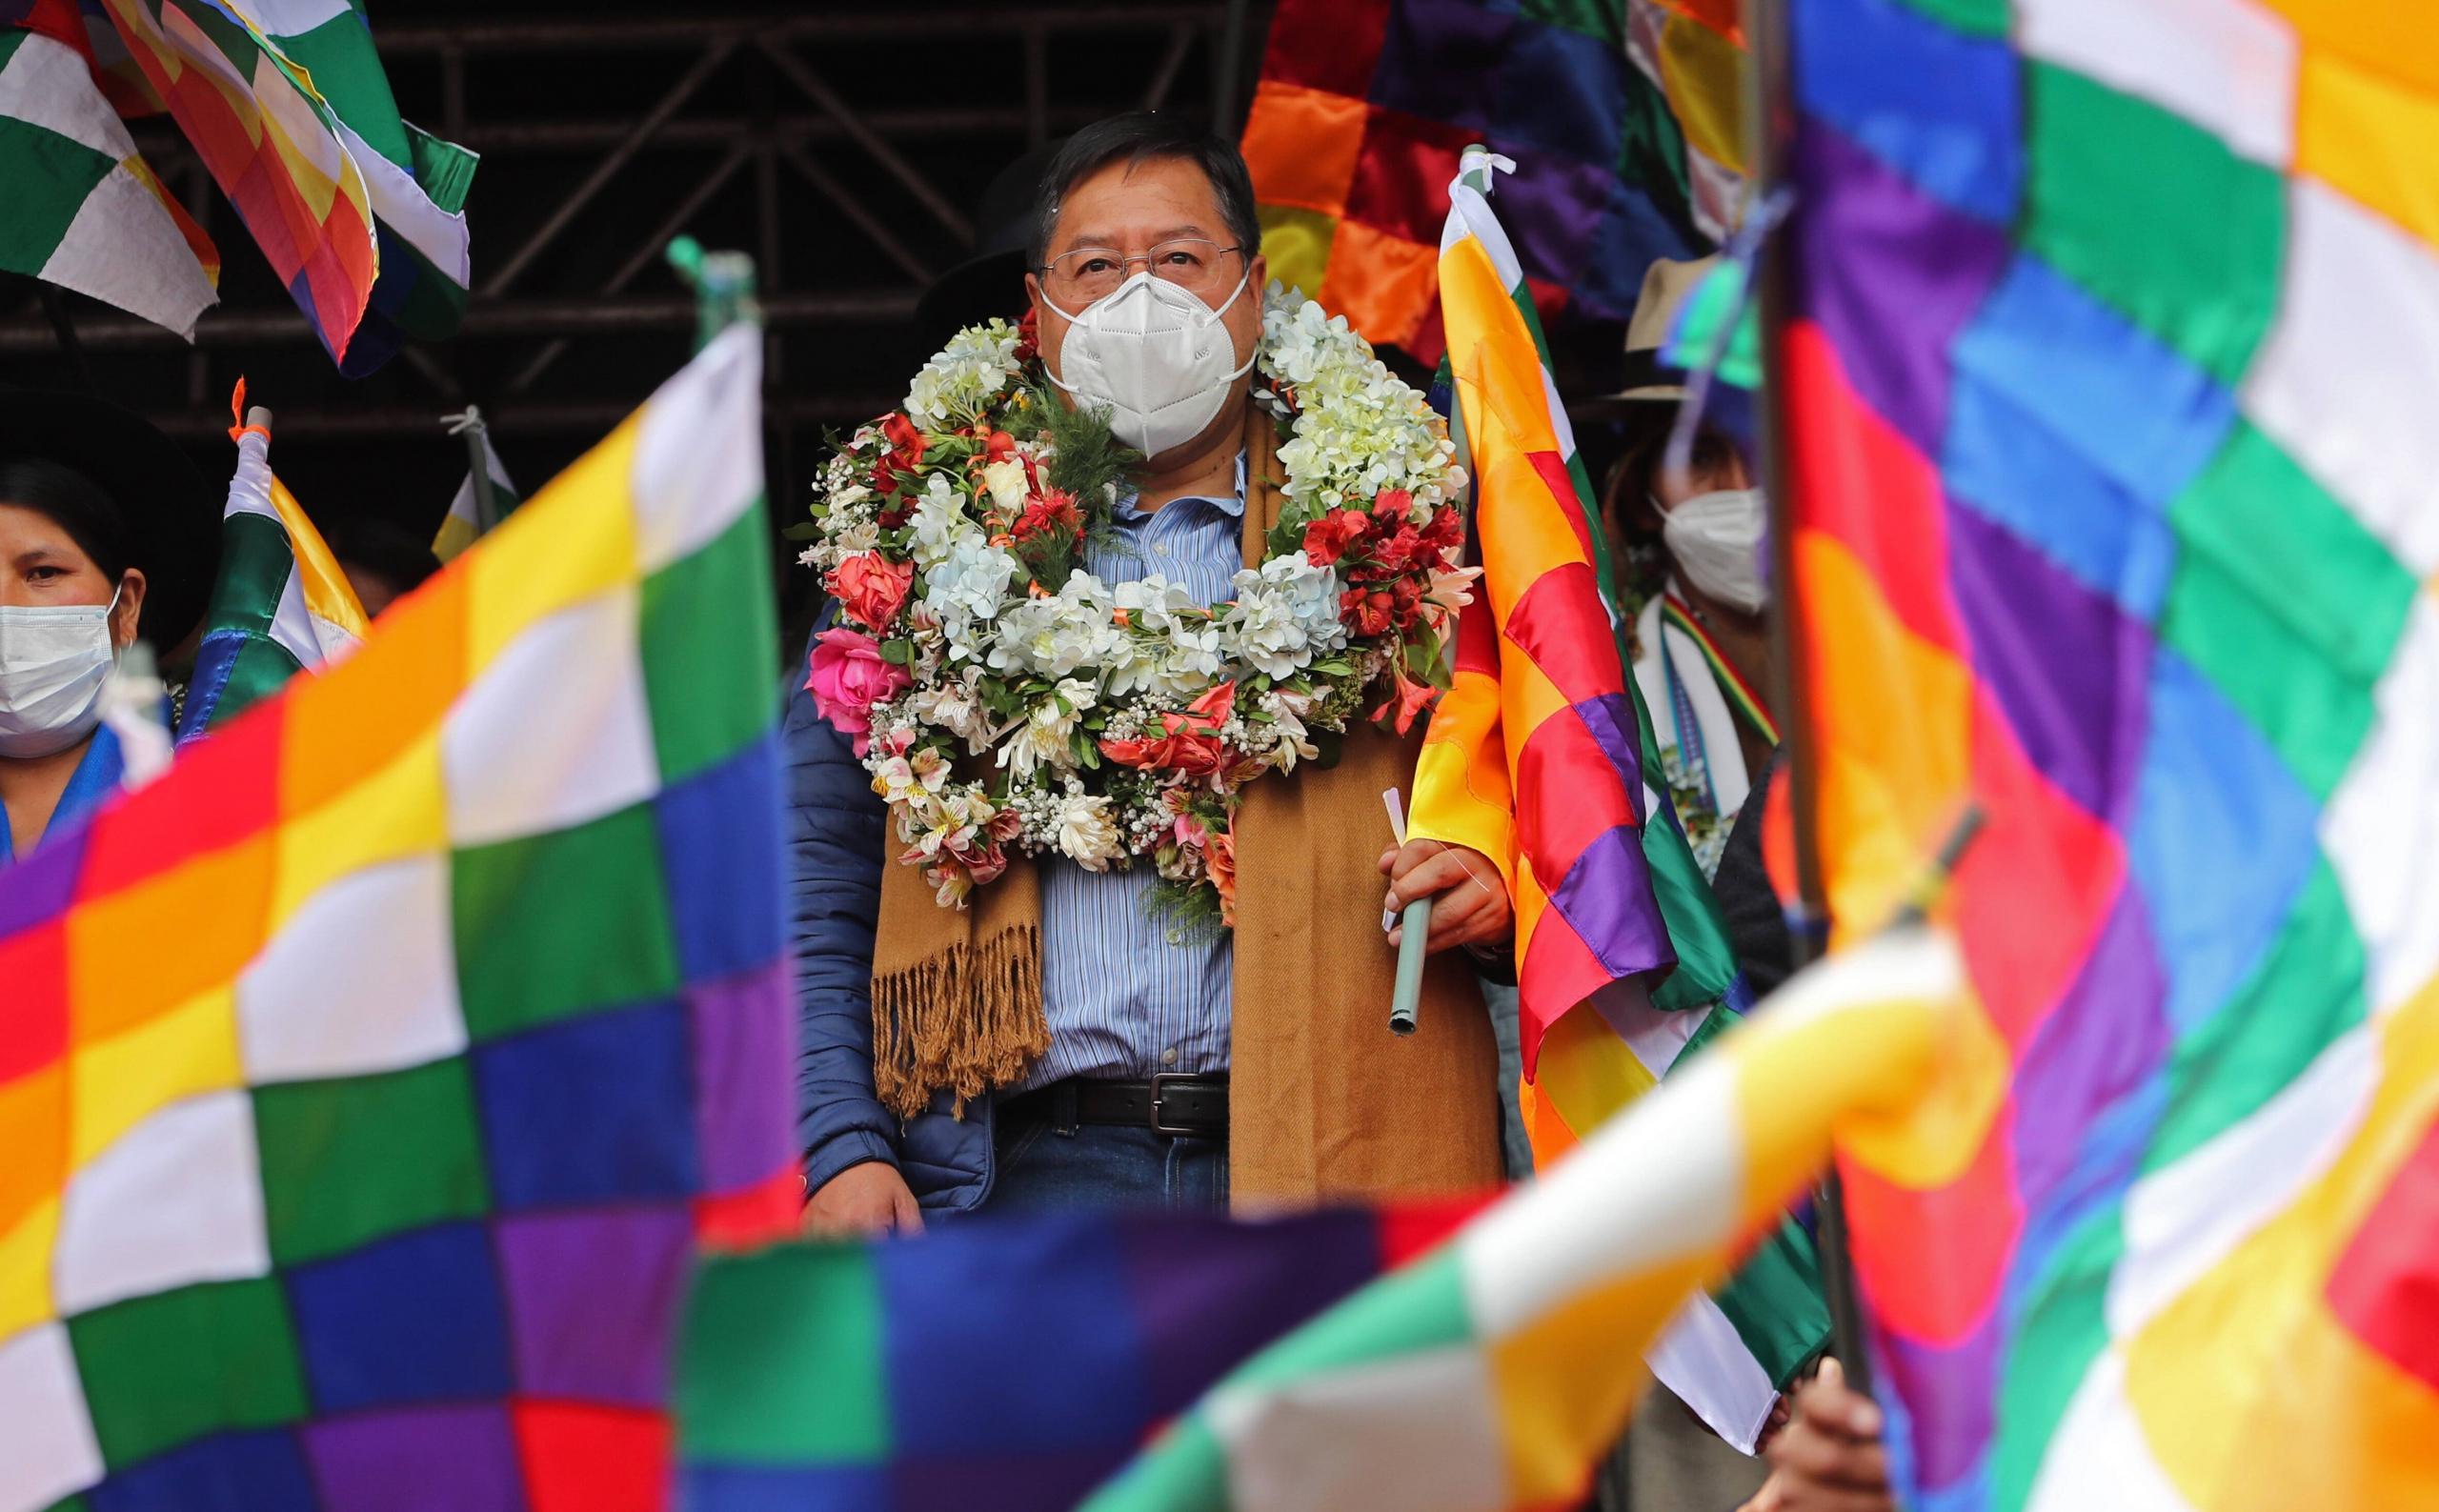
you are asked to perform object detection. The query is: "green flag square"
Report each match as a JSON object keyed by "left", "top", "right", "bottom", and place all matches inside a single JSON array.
[
  {"left": 2162, "top": 425, "right": 2416, "bottom": 798},
  {"left": 677, "top": 1246, "right": 891, "bottom": 1463},
  {"left": 2170, "top": 425, "right": 2418, "bottom": 700},
  {"left": 641, "top": 504, "right": 776, "bottom": 785},
  {"left": 2021, "top": 64, "right": 2285, "bottom": 389},
  {"left": 0, "top": 112, "right": 114, "bottom": 278},
  {"left": 68, "top": 1278, "right": 311, "bottom": 1469},
  {"left": 1893, "top": 0, "right": 2010, "bottom": 36},
  {"left": 252, "top": 1060, "right": 491, "bottom": 1266},
  {"left": 1515, "top": 0, "right": 1621, "bottom": 44},
  {"left": 1994, "top": 1209, "right": 2122, "bottom": 1512},
  {"left": 449, "top": 801, "right": 682, "bottom": 1040}
]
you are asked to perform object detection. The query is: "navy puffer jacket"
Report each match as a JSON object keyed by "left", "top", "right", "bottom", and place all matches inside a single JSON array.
[{"left": 783, "top": 626, "right": 996, "bottom": 1210}]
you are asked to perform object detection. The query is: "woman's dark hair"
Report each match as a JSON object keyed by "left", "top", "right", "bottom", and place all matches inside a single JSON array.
[
  {"left": 1027, "top": 111, "right": 1262, "bottom": 270},
  {"left": 0, "top": 457, "right": 131, "bottom": 583},
  {"left": 1608, "top": 421, "right": 1744, "bottom": 539}
]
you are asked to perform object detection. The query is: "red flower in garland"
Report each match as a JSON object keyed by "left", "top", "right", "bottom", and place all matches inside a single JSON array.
[
  {"left": 1340, "top": 585, "right": 1394, "bottom": 637},
  {"left": 1340, "top": 579, "right": 1423, "bottom": 637},
  {"left": 1338, "top": 519, "right": 1430, "bottom": 584},
  {"left": 872, "top": 413, "right": 928, "bottom": 497},
  {"left": 1300, "top": 510, "right": 1371, "bottom": 567},
  {"left": 1373, "top": 657, "right": 1439, "bottom": 736},
  {"left": 1012, "top": 487, "right": 1084, "bottom": 543},
  {"left": 1014, "top": 307, "right": 1041, "bottom": 365},
  {"left": 1371, "top": 487, "right": 1414, "bottom": 520},
  {"left": 1099, "top": 683, "right": 1238, "bottom": 776}
]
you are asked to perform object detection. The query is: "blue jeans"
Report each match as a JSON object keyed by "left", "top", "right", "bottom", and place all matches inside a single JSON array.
[
  {"left": 1482, "top": 980, "right": 1536, "bottom": 1181},
  {"left": 986, "top": 1119, "right": 1228, "bottom": 1213}
]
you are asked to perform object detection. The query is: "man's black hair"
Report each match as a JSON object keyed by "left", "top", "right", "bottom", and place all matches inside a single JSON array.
[
  {"left": 323, "top": 515, "right": 439, "bottom": 598},
  {"left": 1027, "top": 111, "right": 1262, "bottom": 272},
  {"left": 0, "top": 457, "right": 130, "bottom": 584}
]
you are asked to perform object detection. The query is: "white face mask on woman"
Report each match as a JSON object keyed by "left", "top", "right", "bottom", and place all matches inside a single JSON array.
[
  {"left": 1659, "top": 488, "right": 1770, "bottom": 615},
  {"left": 1044, "top": 270, "right": 1258, "bottom": 458},
  {"left": 0, "top": 584, "right": 120, "bottom": 758}
]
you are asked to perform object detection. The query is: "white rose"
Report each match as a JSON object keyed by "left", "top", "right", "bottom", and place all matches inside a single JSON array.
[
  {"left": 1054, "top": 792, "right": 1124, "bottom": 871},
  {"left": 978, "top": 458, "right": 1030, "bottom": 514}
]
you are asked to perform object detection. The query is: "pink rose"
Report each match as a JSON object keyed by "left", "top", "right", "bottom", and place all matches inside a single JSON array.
[{"left": 805, "top": 627, "right": 913, "bottom": 755}]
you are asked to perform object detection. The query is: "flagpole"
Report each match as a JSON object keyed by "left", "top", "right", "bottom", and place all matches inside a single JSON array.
[
  {"left": 1742, "top": 0, "right": 1877, "bottom": 1400},
  {"left": 455, "top": 406, "right": 499, "bottom": 533},
  {"left": 666, "top": 236, "right": 760, "bottom": 349}
]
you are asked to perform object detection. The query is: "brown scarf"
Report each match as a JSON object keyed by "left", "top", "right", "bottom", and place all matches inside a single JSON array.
[{"left": 869, "top": 411, "right": 1502, "bottom": 1204}]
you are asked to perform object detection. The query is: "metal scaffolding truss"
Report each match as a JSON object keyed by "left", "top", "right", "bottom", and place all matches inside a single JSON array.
[{"left": 0, "top": 2, "right": 1265, "bottom": 545}]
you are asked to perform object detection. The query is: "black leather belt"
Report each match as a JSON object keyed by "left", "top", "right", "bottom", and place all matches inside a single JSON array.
[{"left": 999, "top": 1075, "right": 1229, "bottom": 1139}]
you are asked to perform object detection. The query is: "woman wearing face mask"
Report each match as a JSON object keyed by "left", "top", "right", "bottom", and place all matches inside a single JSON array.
[
  {"left": 1592, "top": 256, "right": 1778, "bottom": 879},
  {"left": 0, "top": 393, "right": 215, "bottom": 863}
]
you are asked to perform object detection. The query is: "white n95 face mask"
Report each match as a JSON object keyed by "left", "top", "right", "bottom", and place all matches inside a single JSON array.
[
  {"left": 0, "top": 586, "right": 121, "bottom": 758},
  {"left": 1660, "top": 488, "right": 1770, "bottom": 615},
  {"left": 1045, "top": 270, "right": 1257, "bottom": 458}
]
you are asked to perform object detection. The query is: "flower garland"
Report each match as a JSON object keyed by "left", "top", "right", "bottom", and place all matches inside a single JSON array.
[{"left": 799, "top": 286, "right": 1473, "bottom": 923}]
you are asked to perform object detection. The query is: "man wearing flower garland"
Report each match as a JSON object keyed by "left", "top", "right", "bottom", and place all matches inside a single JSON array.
[{"left": 788, "top": 112, "right": 1513, "bottom": 1229}]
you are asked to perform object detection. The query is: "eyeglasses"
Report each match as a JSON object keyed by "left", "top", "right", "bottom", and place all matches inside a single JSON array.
[{"left": 1036, "top": 238, "right": 1245, "bottom": 305}]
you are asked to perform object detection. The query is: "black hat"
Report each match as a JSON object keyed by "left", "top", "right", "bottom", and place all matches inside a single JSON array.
[
  {"left": 0, "top": 392, "right": 220, "bottom": 651},
  {"left": 913, "top": 140, "right": 1067, "bottom": 355}
]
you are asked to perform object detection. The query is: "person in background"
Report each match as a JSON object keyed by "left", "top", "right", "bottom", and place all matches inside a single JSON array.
[
  {"left": 1579, "top": 265, "right": 1789, "bottom": 1512},
  {"left": 0, "top": 393, "right": 215, "bottom": 862},
  {"left": 1740, "top": 1360, "right": 1894, "bottom": 1512},
  {"left": 325, "top": 515, "right": 440, "bottom": 619},
  {"left": 1587, "top": 256, "right": 1777, "bottom": 879}
]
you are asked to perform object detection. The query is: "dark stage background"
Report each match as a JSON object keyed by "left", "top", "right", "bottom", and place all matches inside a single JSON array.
[{"left": 0, "top": 1, "right": 1273, "bottom": 645}]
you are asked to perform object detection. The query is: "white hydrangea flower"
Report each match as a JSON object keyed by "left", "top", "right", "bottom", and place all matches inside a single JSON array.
[
  {"left": 1158, "top": 619, "right": 1225, "bottom": 697},
  {"left": 1222, "top": 551, "right": 1346, "bottom": 681},
  {"left": 985, "top": 572, "right": 1119, "bottom": 680},
  {"left": 1258, "top": 282, "right": 1464, "bottom": 515},
  {"left": 908, "top": 473, "right": 977, "bottom": 569},
  {"left": 1115, "top": 575, "right": 1198, "bottom": 632},
  {"left": 904, "top": 319, "right": 1023, "bottom": 427},
  {"left": 923, "top": 536, "right": 1019, "bottom": 625}
]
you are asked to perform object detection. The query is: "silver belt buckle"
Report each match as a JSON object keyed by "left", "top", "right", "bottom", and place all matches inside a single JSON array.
[{"left": 1149, "top": 1072, "right": 1203, "bottom": 1137}]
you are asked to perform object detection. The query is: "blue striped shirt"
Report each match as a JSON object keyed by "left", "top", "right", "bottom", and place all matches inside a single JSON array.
[{"left": 1025, "top": 464, "right": 1246, "bottom": 1088}]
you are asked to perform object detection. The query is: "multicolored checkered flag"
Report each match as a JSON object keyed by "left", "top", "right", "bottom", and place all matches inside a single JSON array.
[
  {"left": 0, "top": 13, "right": 217, "bottom": 335},
  {"left": 0, "top": 327, "right": 794, "bottom": 1512}
]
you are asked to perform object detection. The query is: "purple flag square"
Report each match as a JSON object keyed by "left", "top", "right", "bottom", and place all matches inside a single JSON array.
[
  {"left": 303, "top": 1405, "right": 524, "bottom": 1512},
  {"left": 1482, "top": 148, "right": 1617, "bottom": 292},
  {"left": 497, "top": 1207, "right": 693, "bottom": 1406},
  {"left": 1547, "top": 825, "right": 1677, "bottom": 983},
  {"left": 1946, "top": 505, "right": 2157, "bottom": 826},
  {"left": 1793, "top": 116, "right": 2009, "bottom": 457},
  {"left": 1119, "top": 1210, "right": 1387, "bottom": 1416},
  {"left": 690, "top": 958, "right": 795, "bottom": 1192},
  {"left": 1369, "top": 0, "right": 1518, "bottom": 133}
]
